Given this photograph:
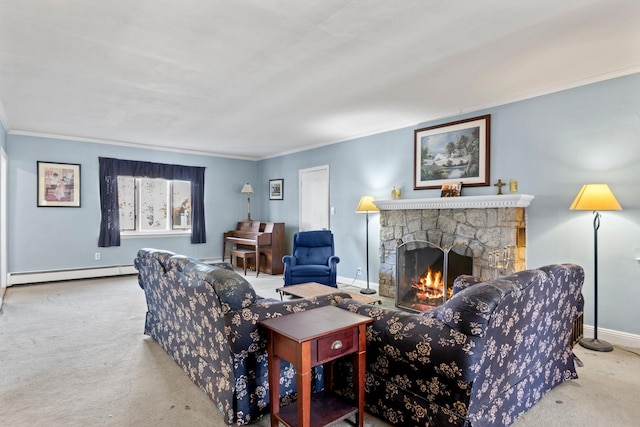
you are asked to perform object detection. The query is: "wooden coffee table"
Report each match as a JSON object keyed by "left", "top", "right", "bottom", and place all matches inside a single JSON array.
[
  {"left": 276, "top": 282, "right": 382, "bottom": 305},
  {"left": 260, "top": 305, "right": 373, "bottom": 427}
]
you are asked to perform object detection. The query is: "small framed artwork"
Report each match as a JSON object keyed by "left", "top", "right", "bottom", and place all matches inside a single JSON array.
[
  {"left": 37, "top": 161, "right": 81, "bottom": 207},
  {"left": 414, "top": 114, "right": 490, "bottom": 190},
  {"left": 269, "top": 178, "right": 284, "bottom": 200},
  {"left": 441, "top": 182, "right": 462, "bottom": 198}
]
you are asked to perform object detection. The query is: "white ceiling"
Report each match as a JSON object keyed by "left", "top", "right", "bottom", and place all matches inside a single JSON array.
[{"left": 1, "top": 0, "right": 639, "bottom": 160}]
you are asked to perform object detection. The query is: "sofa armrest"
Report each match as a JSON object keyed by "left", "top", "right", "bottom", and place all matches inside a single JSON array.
[
  {"left": 328, "top": 255, "right": 340, "bottom": 268},
  {"left": 225, "top": 292, "right": 353, "bottom": 355},
  {"left": 282, "top": 255, "right": 298, "bottom": 267},
  {"left": 135, "top": 248, "right": 177, "bottom": 289},
  {"left": 336, "top": 299, "right": 483, "bottom": 383}
]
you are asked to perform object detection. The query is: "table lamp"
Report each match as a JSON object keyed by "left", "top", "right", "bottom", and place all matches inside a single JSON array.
[{"left": 241, "top": 183, "right": 254, "bottom": 220}]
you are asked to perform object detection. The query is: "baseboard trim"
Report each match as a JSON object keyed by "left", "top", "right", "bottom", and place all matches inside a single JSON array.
[
  {"left": 583, "top": 325, "right": 640, "bottom": 349},
  {"left": 6, "top": 257, "right": 226, "bottom": 286},
  {"left": 337, "top": 276, "right": 379, "bottom": 292},
  {"left": 7, "top": 265, "right": 138, "bottom": 285}
]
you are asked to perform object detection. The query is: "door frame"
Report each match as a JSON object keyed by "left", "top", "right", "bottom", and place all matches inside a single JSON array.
[
  {"left": 1, "top": 148, "right": 7, "bottom": 305},
  {"left": 298, "top": 165, "right": 330, "bottom": 231}
]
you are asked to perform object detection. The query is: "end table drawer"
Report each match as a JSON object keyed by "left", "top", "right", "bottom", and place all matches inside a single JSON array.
[{"left": 314, "top": 328, "right": 356, "bottom": 364}]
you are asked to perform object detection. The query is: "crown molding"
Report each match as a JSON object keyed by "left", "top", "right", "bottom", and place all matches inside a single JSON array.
[{"left": 7, "top": 130, "right": 258, "bottom": 161}]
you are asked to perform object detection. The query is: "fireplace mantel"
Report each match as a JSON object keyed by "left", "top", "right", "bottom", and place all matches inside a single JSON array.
[{"left": 375, "top": 194, "right": 534, "bottom": 210}]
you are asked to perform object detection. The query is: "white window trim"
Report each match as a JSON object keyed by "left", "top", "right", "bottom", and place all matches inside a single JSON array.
[
  {"left": 119, "top": 177, "right": 192, "bottom": 237},
  {"left": 120, "top": 230, "right": 191, "bottom": 238}
]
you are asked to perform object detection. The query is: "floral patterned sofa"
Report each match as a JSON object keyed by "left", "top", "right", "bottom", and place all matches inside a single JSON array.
[
  {"left": 134, "top": 248, "right": 351, "bottom": 425},
  {"left": 335, "top": 264, "right": 584, "bottom": 427}
]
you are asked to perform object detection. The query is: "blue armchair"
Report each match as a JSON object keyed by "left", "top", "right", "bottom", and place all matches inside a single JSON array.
[{"left": 282, "top": 230, "right": 340, "bottom": 287}]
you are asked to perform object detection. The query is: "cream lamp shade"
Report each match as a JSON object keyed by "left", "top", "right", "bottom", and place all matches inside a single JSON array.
[
  {"left": 569, "top": 184, "right": 622, "bottom": 211},
  {"left": 356, "top": 195, "right": 379, "bottom": 213},
  {"left": 241, "top": 183, "right": 254, "bottom": 194}
]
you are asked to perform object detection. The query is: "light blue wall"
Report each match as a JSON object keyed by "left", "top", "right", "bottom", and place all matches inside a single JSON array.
[
  {"left": 259, "top": 72, "right": 640, "bottom": 335},
  {"left": 5, "top": 73, "right": 639, "bottom": 336},
  {"left": 7, "top": 134, "right": 259, "bottom": 272}
]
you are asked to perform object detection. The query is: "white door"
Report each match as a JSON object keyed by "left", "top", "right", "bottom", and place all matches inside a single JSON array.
[
  {"left": 299, "top": 165, "right": 329, "bottom": 231},
  {"left": 0, "top": 148, "right": 7, "bottom": 308}
]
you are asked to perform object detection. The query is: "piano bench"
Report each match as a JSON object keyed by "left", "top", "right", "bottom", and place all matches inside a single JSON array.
[{"left": 229, "top": 249, "right": 260, "bottom": 277}]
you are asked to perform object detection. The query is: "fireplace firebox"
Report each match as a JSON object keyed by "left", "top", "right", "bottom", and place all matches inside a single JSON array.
[{"left": 396, "top": 241, "right": 473, "bottom": 312}]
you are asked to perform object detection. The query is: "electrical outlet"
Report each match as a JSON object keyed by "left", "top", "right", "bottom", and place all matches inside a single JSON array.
[
  {"left": 95, "top": 252, "right": 101, "bottom": 260},
  {"left": 357, "top": 267, "right": 362, "bottom": 276}
]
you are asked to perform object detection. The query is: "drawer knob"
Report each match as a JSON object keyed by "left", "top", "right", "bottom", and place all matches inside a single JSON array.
[{"left": 331, "top": 340, "right": 343, "bottom": 350}]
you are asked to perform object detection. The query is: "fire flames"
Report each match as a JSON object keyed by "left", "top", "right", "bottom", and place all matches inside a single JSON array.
[{"left": 411, "top": 267, "right": 445, "bottom": 301}]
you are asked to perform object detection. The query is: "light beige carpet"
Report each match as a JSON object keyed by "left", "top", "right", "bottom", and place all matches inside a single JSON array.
[{"left": 1, "top": 273, "right": 639, "bottom": 426}]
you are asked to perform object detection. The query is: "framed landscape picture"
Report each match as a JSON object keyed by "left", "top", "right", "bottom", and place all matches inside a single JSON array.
[
  {"left": 269, "top": 178, "right": 284, "bottom": 200},
  {"left": 37, "top": 161, "right": 81, "bottom": 207},
  {"left": 414, "top": 115, "right": 490, "bottom": 190}
]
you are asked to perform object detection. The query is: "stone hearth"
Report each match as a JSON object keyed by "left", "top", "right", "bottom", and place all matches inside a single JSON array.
[{"left": 375, "top": 194, "right": 534, "bottom": 298}]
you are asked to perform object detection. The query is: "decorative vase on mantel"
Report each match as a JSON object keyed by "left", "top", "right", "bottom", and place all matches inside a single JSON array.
[{"left": 391, "top": 186, "right": 401, "bottom": 200}]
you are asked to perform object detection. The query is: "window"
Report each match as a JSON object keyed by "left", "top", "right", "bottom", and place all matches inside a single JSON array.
[
  {"left": 117, "top": 176, "right": 191, "bottom": 235},
  {"left": 98, "top": 157, "right": 206, "bottom": 247}
]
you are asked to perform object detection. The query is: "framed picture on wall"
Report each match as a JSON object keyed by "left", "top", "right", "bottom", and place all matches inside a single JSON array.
[
  {"left": 269, "top": 178, "right": 284, "bottom": 200},
  {"left": 414, "top": 114, "right": 490, "bottom": 190},
  {"left": 37, "top": 161, "right": 81, "bottom": 207}
]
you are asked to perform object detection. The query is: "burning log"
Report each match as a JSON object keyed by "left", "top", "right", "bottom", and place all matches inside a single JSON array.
[{"left": 411, "top": 267, "right": 444, "bottom": 301}]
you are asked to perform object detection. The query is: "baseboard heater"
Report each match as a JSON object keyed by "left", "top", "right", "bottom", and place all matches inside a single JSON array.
[
  {"left": 6, "top": 257, "right": 223, "bottom": 286},
  {"left": 7, "top": 265, "right": 138, "bottom": 286}
]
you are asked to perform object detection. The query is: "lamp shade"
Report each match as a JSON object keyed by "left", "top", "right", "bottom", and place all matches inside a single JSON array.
[
  {"left": 570, "top": 184, "right": 622, "bottom": 211},
  {"left": 241, "top": 183, "right": 254, "bottom": 194},
  {"left": 356, "top": 195, "right": 379, "bottom": 213}
]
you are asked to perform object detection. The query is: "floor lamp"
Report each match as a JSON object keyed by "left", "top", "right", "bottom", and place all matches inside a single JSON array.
[
  {"left": 241, "top": 183, "right": 253, "bottom": 220},
  {"left": 356, "top": 195, "right": 379, "bottom": 295},
  {"left": 570, "top": 184, "right": 622, "bottom": 352}
]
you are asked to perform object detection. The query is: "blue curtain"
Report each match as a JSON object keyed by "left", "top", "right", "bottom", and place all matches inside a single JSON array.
[{"left": 98, "top": 157, "right": 206, "bottom": 247}]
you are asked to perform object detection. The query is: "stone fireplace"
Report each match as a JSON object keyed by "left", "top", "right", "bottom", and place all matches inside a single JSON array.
[{"left": 375, "top": 194, "right": 534, "bottom": 299}]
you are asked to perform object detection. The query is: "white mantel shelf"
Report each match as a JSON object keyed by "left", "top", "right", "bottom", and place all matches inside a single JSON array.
[{"left": 374, "top": 194, "right": 534, "bottom": 210}]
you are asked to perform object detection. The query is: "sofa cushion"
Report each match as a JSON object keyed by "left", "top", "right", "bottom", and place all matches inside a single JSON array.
[
  {"left": 290, "top": 264, "right": 331, "bottom": 276},
  {"left": 434, "top": 282, "right": 500, "bottom": 337},
  {"left": 294, "top": 246, "right": 333, "bottom": 266},
  {"left": 208, "top": 268, "right": 258, "bottom": 313},
  {"left": 452, "top": 274, "right": 486, "bottom": 295},
  {"left": 166, "top": 254, "right": 257, "bottom": 313},
  {"left": 435, "top": 270, "right": 546, "bottom": 337}
]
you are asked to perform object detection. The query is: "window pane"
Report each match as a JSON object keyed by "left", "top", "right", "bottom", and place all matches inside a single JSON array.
[
  {"left": 140, "top": 178, "right": 168, "bottom": 231},
  {"left": 117, "top": 176, "right": 136, "bottom": 231},
  {"left": 172, "top": 180, "right": 192, "bottom": 230}
]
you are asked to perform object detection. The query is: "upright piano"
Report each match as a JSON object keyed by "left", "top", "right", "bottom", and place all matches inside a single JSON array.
[{"left": 223, "top": 220, "right": 285, "bottom": 275}]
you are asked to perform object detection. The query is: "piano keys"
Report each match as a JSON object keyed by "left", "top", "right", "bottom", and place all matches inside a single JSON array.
[{"left": 223, "top": 220, "right": 285, "bottom": 275}]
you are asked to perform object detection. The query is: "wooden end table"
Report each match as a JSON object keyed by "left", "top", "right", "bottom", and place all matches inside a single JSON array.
[
  {"left": 276, "top": 282, "right": 382, "bottom": 305},
  {"left": 260, "top": 305, "right": 373, "bottom": 427}
]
